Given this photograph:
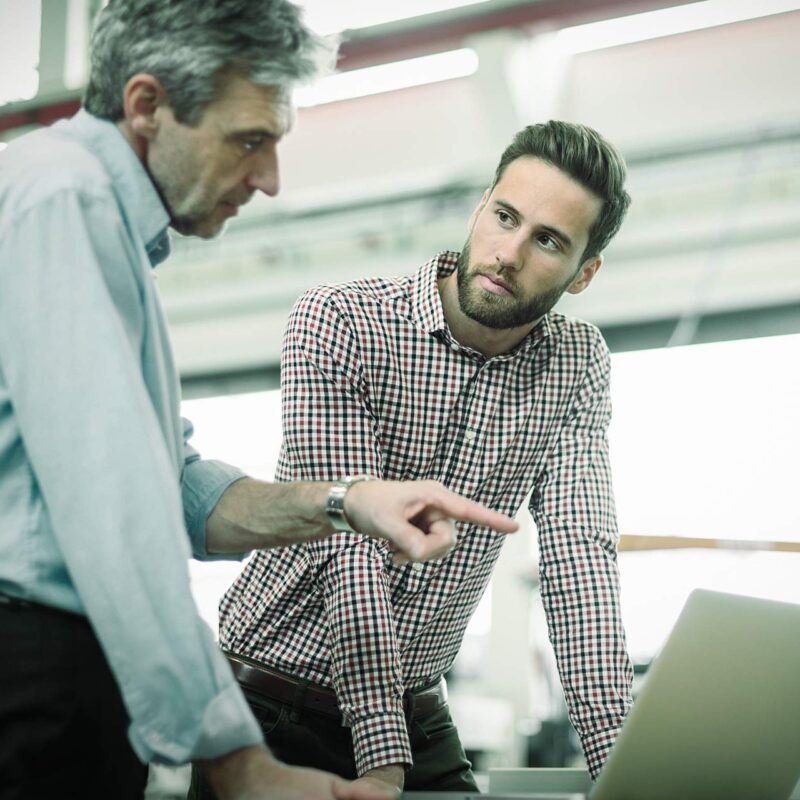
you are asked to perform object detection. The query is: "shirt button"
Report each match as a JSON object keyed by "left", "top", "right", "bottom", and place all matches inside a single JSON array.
[
  {"left": 450, "top": 342, "right": 460, "bottom": 352},
  {"left": 465, "top": 428, "right": 476, "bottom": 442},
  {"left": 412, "top": 562, "right": 424, "bottom": 572}
]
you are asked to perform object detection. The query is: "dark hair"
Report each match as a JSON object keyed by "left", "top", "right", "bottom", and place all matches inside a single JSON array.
[
  {"left": 492, "top": 121, "right": 631, "bottom": 260},
  {"left": 83, "top": 0, "right": 336, "bottom": 125}
]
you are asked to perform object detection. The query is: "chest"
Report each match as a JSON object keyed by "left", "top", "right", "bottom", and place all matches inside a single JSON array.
[{"left": 361, "top": 323, "right": 581, "bottom": 503}]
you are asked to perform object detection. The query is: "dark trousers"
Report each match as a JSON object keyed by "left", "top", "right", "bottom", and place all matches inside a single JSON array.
[
  {"left": 188, "top": 684, "right": 478, "bottom": 798},
  {"left": 0, "top": 595, "right": 148, "bottom": 800}
]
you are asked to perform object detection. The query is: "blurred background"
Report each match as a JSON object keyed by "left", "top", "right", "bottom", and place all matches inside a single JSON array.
[{"left": 2, "top": 0, "right": 799, "bottom": 792}]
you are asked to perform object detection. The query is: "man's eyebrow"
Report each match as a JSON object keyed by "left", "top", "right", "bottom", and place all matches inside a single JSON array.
[
  {"left": 228, "top": 127, "right": 280, "bottom": 140},
  {"left": 494, "top": 198, "right": 574, "bottom": 249}
]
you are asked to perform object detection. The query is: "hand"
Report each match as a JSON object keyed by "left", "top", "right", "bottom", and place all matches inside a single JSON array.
[
  {"left": 350, "top": 765, "right": 404, "bottom": 797},
  {"left": 200, "top": 745, "right": 398, "bottom": 800},
  {"left": 344, "top": 479, "right": 518, "bottom": 562}
]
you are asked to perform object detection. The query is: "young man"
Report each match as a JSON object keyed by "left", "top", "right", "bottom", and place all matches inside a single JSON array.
[
  {"left": 0, "top": 2, "right": 516, "bottom": 799},
  {"left": 201, "top": 121, "right": 635, "bottom": 796}
]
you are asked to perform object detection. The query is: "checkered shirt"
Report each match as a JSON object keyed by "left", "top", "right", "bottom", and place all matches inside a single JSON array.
[{"left": 219, "top": 251, "right": 633, "bottom": 778}]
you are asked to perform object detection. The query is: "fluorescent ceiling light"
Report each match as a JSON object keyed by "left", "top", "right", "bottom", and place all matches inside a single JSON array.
[
  {"left": 302, "top": 0, "right": 490, "bottom": 35},
  {"left": 295, "top": 48, "right": 479, "bottom": 108},
  {"left": 555, "top": 0, "right": 800, "bottom": 54}
]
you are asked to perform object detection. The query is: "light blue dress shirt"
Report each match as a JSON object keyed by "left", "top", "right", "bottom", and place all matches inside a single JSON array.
[{"left": 0, "top": 110, "right": 263, "bottom": 764}]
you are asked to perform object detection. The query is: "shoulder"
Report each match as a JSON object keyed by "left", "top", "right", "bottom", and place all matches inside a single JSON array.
[
  {"left": 0, "top": 125, "right": 114, "bottom": 226},
  {"left": 291, "top": 274, "right": 413, "bottom": 325},
  {"left": 547, "top": 312, "right": 611, "bottom": 384},
  {"left": 548, "top": 312, "right": 609, "bottom": 358}
]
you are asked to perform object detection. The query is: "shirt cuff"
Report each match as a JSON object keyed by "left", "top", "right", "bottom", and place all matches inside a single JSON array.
[
  {"left": 350, "top": 710, "right": 413, "bottom": 776},
  {"left": 128, "top": 683, "right": 264, "bottom": 765},
  {"left": 182, "top": 460, "right": 248, "bottom": 562},
  {"left": 581, "top": 725, "right": 621, "bottom": 780}
]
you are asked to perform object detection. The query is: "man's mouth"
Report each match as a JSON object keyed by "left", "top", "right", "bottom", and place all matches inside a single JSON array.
[
  {"left": 220, "top": 192, "right": 254, "bottom": 215},
  {"left": 476, "top": 272, "right": 514, "bottom": 297}
]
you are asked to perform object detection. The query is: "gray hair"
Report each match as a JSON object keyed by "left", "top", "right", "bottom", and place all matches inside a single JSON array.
[
  {"left": 492, "top": 121, "right": 631, "bottom": 261},
  {"left": 83, "top": 0, "right": 336, "bottom": 125}
]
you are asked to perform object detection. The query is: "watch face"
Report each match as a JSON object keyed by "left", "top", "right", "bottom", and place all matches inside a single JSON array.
[
  {"left": 326, "top": 476, "right": 375, "bottom": 532},
  {"left": 326, "top": 483, "right": 351, "bottom": 530}
]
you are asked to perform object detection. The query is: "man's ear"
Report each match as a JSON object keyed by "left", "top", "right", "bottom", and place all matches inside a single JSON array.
[
  {"left": 567, "top": 254, "right": 603, "bottom": 295},
  {"left": 122, "top": 74, "right": 168, "bottom": 141},
  {"left": 468, "top": 188, "right": 491, "bottom": 231}
]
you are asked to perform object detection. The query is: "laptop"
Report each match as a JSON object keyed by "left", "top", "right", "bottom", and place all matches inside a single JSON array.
[
  {"left": 592, "top": 588, "right": 800, "bottom": 800},
  {"left": 404, "top": 589, "right": 800, "bottom": 800}
]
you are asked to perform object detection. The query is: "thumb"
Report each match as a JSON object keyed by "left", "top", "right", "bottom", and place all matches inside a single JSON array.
[{"left": 389, "top": 519, "right": 456, "bottom": 562}]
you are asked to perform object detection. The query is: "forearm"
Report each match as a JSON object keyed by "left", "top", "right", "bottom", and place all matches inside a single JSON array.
[
  {"left": 537, "top": 517, "right": 632, "bottom": 778},
  {"left": 309, "top": 540, "right": 412, "bottom": 774},
  {"left": 206, "top": 477, "right": 336, "bottom": 554},
  {"left": 206, "top": 476, "right": 510, "bottom": 559}
]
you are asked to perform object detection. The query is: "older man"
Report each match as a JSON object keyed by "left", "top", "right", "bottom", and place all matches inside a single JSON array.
[{"left": 0, "top": 2, "right": 515, "bottom": 799}]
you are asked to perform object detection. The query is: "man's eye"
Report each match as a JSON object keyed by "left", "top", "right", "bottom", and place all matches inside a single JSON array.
[
  {"left": 242, "top": 138, "right": 265, "bottom": 152},
  {"left": 496, "top": 210, "right": 515, "bottom": 226},
  {"left": 539, "top": 234, "right": 559, "bottom": 251}
]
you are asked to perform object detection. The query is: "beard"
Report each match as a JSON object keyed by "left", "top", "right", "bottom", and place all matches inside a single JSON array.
[{"left": 455, "top": 240, "right": 576, "bottom": 330}]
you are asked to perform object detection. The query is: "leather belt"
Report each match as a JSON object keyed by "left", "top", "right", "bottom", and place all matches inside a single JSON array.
[
  {"left": 0, "top": 592, "right": 85, "bottom": 621},
  {"left": 225, "top": 651, "right": 447, "bottom": 721}
]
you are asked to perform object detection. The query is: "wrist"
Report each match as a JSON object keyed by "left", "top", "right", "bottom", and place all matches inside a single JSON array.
[
  {"left": 327, "top": 474, "right": 377, "bottom": 532},
  {"left": 351, "top": 710, "right": 412, "bottom": 777},
  {"left": 362, "top": 763, "right": 405, "bottom": 790},
  {"left": 200, "top": 743, "right": 278, "bottom": 794}
]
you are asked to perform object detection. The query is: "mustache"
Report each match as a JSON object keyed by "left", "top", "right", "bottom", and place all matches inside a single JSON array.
[{"left": 471, "top": 266, "right": 518, "bottom": 296}]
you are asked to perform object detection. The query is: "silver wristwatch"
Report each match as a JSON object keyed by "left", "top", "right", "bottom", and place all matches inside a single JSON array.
[{"left": 325, "top": 474, "right": 376, "bottom": 531}]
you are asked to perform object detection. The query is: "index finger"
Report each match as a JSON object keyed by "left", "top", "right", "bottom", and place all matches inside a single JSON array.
[{"left": 430, "top": 490, "right": 518, "bottom": 533}]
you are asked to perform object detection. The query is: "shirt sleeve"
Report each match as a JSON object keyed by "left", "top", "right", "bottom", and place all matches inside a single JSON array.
[
  {"left": 276, "top": 289, "right": 412, "bottom": 774},
  {"left": 528, "top": 330, "right": 633, "bottom": 779},
  {"left": 0, "top": 189, "right": 262, "bottom": 764},
  {"left": 181, "top": 416, "right": 250, "bottom": 562}
]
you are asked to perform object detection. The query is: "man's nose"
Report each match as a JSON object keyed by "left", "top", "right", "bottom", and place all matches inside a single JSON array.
[
  {"left": 495, "top": 231, "right": 527, "bottom": 272},
  {"left": 247, "top": 144, "right": 280, "bottom": 197}
]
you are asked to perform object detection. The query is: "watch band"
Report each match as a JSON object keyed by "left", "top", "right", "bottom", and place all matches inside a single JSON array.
[{"left": 325, "top": 474, "right": 376, "bottom": 532}]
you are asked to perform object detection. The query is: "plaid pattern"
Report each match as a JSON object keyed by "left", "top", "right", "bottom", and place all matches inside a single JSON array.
[{"left": 219, "top": 252, "right": 633, "bottom": 777}]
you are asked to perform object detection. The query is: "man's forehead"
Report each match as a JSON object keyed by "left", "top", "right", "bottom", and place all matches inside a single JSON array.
[{"left": 491, "top": 157, "right": 601, "bottom": 216}]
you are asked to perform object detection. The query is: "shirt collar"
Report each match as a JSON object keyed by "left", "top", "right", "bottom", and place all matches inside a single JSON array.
[
  {"left": 59, "top": 110, "right": 171, "bottom": 267},
  {"left": 410, "top": 251, "right": 457, "bottom": 335},
  {"left": 411, "top": 250, "right": 553, "bottom": 358}
]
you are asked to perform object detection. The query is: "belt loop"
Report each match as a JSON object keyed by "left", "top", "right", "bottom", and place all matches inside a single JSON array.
[{"left": 290, "top": 678, "right": 309, "bottom": 723}]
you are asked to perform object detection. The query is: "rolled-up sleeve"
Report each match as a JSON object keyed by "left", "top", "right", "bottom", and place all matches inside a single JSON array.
[
  {"left": 0, "top": 189, "right": 262, "bottom": 763},
  {"left": 181, "top": 417, "right": 249, "bottom": 562}
]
